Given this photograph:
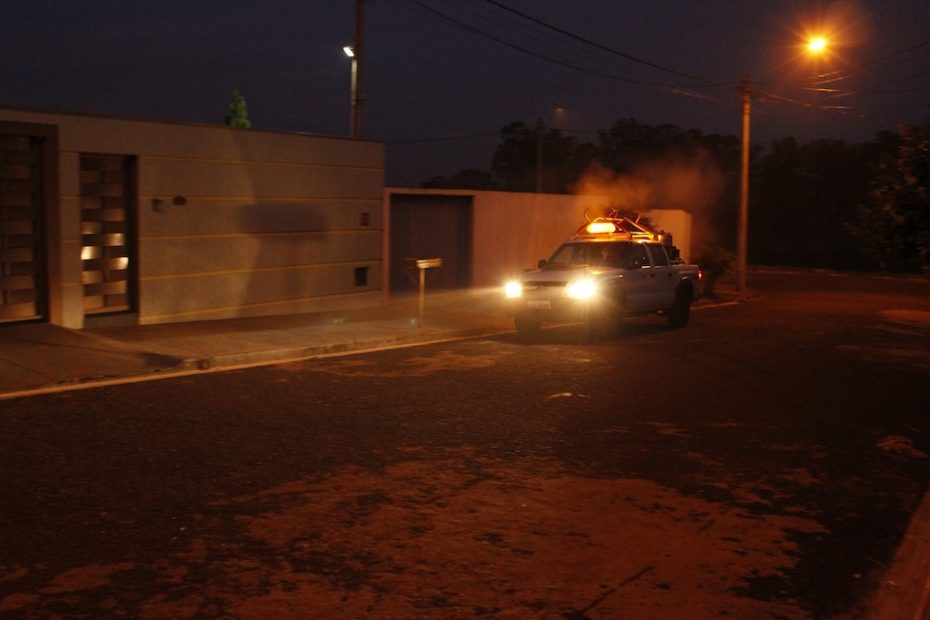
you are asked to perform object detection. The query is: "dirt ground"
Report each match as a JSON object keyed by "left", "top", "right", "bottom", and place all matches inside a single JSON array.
[{"left": 2, "top": 449, "right": 828, "bottom": 619}]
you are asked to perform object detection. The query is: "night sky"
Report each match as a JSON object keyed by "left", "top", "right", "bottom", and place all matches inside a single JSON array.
[{"left": 3, "top": 1, "right": 928, "bottom": 185}]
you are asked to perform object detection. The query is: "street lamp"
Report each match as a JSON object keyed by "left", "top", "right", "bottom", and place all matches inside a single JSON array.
[
  {"left": 343, "top": 0, "right": 365, "bottom": 139},
  {"left": 736, "top": 36, "right": 829, "bottom": 293},
  {"left": 535, "top": 107, "right": 568, "bottom": 194},
  {"left": 343, "top": 45, "right": 359, "bottom": 139}
]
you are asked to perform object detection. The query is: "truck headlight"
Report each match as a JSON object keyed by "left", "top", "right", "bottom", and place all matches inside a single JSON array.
[
  {"left": 504, "top": 280, "right": 523, "bottom": 299},
  {"left": 566, "top": 278, "right": 597, "bottom": 300}
]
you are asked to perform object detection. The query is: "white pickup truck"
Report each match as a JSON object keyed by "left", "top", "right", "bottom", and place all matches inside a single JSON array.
[{"left": 504, "top": 216, "right": 702, "bottom": 337}]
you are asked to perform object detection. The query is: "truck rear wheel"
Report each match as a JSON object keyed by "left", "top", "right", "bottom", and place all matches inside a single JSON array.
[{"left": 667, "top": 286, "right": 691, "bottom": 328}]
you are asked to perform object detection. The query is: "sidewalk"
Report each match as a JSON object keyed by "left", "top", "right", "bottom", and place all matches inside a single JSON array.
[
  {"left": 0, "top": 285, "right": 757, "bottom": 400},
  {"left": 0, "top": 289, "right": 517, "bottom": 399}
]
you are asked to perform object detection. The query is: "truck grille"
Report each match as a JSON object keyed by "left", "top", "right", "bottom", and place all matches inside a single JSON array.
[{"left": 524, "top": 281, "right": 566, "bottom": 290}]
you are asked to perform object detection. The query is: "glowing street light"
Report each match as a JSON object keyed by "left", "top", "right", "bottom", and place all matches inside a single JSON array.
[{"left": 806, "top": 36, "right": 828, "bottom": 54}]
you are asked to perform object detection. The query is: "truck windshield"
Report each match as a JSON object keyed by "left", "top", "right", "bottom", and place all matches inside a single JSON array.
[{"left": 548, "top": 242, "right": 634, "bottom": 267}]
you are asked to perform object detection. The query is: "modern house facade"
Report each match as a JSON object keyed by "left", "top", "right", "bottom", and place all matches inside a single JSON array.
[
  {"left": 0, "top": 107, "right": 384, "bottom": 328},
  {"left": 0, "top": 107, "right": 695, "bottom": 329}
]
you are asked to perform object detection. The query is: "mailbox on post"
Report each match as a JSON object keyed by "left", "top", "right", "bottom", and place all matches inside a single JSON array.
[
  {"left": 415, "top": 258, "right": 442, "bottom": 270},
  {"left": 403, "top": 257, "right": 443, "bottom": 326}
]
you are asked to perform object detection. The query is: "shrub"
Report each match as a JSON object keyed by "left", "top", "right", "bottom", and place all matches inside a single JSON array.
[{"left": 693, "top": 246, "right": 735, "bottom": 298}]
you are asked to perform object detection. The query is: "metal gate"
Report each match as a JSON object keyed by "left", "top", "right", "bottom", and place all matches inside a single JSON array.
[
  {"left": 389, "top": 194, "right": 472, "bottom": 292},
  {"left": 0, "top": 133, "right": 45, "bottom": 323},
  {"left": 80, "top": 154, "right": 136, "bottom": 315}
]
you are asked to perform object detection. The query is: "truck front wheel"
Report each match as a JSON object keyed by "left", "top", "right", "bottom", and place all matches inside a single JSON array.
[
  {"left": 585, "top": 300, "right": 624, "bottom": 339},
  {"left": 514, "top": 312, "right": 542, "bottom": 337}
]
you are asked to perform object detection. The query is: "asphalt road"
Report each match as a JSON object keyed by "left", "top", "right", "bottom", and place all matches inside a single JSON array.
[{"left": 1, "top": 270, "right": 929, "bottom": 619}]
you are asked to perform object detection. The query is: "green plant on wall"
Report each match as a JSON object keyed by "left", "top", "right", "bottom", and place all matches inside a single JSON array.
[{"left": 225, "top": 90, "right": 251, "bottom": 129}]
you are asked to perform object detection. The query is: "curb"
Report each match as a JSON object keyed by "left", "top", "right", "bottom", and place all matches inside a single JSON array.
[
  {"left": 0, "top": 294, "right": 750, "bottom": 401},
  {"left": 862, "top": 484, "right": 930, "bottom": 620},
  {"left": 187, "top": 326, "right": 498, "bottom": 370},
  {"left": 0, "top": 326, "right": 505, "bottom": 401}
]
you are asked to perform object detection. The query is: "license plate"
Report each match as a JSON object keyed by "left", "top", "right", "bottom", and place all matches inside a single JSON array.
[{"left": 527, "top": 300, "right": 551, "bottom": 310}]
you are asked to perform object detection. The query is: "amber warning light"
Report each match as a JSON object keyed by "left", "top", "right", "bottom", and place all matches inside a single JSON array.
[{"left": 586, "top": 221, "right": 616, "bottom": 234}]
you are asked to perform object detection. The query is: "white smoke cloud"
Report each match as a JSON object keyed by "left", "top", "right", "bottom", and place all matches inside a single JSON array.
[{"left": 572, "top": 149, "right": 727, "bottom": 216}]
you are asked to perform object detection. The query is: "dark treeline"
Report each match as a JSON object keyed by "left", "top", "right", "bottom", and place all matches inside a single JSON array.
[{"left": 423, "top": 116, "right": 930, "bottom": 274}]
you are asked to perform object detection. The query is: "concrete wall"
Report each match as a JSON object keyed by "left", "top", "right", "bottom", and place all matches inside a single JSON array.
[
  {"left": 470, "top": 191, "right": 608, "bottom": 287},
  {"left": 385, "top": 188, "right": 693, "bottom": 289},
  {"left": 0, "top": 108, "right": 384, "bottom": 327}
]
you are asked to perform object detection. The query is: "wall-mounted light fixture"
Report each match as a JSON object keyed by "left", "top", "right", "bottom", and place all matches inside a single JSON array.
[{"left": 152, "top": 195, "right": 188, "bottom": 213}]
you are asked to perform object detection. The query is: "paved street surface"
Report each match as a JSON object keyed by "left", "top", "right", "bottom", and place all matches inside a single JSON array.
[{"left": 1, "top": 271, "right": 929, "bottom": 619}]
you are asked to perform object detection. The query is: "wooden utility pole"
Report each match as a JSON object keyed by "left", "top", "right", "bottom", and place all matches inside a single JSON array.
[{"left": 737, "top": 78, "right": 751, "bottom": 293}]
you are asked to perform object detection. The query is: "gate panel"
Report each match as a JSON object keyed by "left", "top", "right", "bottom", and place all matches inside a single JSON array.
[
  {"left": 0, "top": 134, "right": 44, "bottom": 322},
  {"left": 390, "top": 195, "right": 472, "bottom": 292},
  {"left": 80, "top": 154, "right": 136, "bottom": 315}
]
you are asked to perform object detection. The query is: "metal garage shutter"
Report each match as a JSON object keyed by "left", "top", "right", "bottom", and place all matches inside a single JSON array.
[
  {"left": 80, "top": 154, "right": 136, "bottom": 315},
  {"left": 0, "top": 134, "right": 44, "bottom": 322},
  {"left": 390, "top": 195, "right": 472, "bottom": 292}
]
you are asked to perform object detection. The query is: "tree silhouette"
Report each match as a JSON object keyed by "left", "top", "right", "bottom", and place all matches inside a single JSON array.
[
  {"left": 225, "top": 90, "right": 251, "bottom": 129},
  {"left": 414, "top": 115, "right": 930, "bottom": 273},
  {"left": 853, "top": 118, "right": 930, "bottom": 273},
  {"left": 490, "top": 121, "right": 592, "bottom": 193}
]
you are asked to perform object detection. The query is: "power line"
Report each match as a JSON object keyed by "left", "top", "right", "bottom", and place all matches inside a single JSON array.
[
  {"left": 861, "top": 37, "right": 930, "bottom": 71},
  {"left": 389, "top": 0, "right": 691, "bottom": 91},
  {"left": 386, "top": 124, "right": 604, "bottom": 147},
  {"left": 436, "top": 0, "right": 618, "bottom": 74},
  {"left": 387, "top": 131, "right": 500, "bottom": 145},
  {"left": 387, "top": 0, "right": 732, "bottom": 106},
  {"left": 480, "top": 0, "right": 726, "bottom": 87},
  {"left": 386, "top": 0, "right": 914, "bottom": 139},
  {"left": 755, "top": 88, "right": 890, "bottom": 124}
]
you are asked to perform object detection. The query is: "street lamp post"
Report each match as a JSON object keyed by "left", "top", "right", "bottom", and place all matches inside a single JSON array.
[
  {"left": 344, "top": 0, "right": 365, "bottom": 139},
  {"left": 534, "top": 107, "right": 567, "bottom": 194},
  {"left": 343, "top": 46, "right": 359, "bottom": 139},
  {"left": 535, "top": 119, "right": 543, "bottom": 193}
]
